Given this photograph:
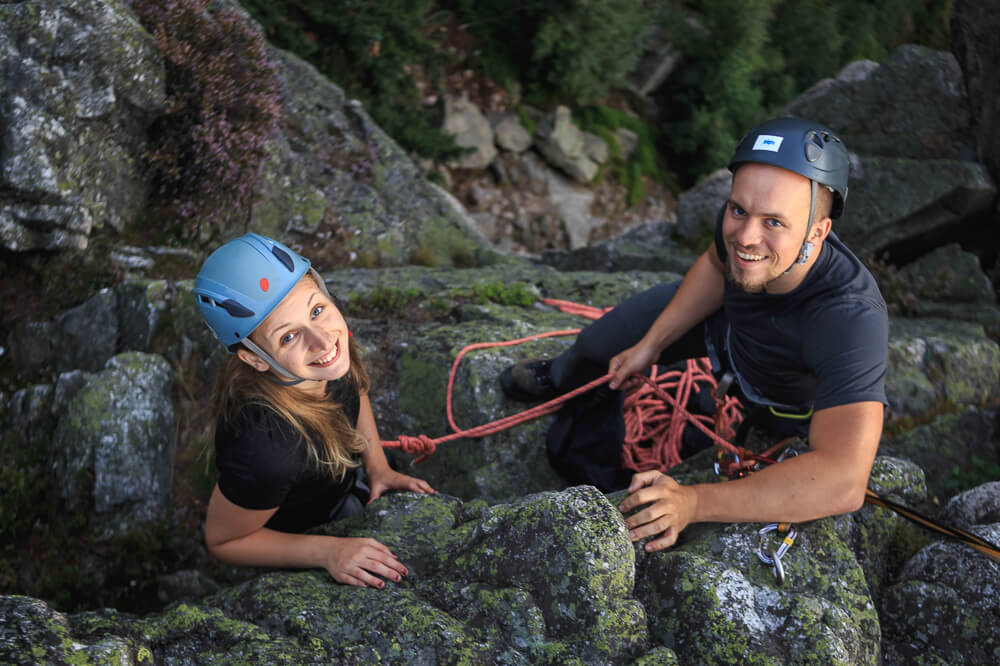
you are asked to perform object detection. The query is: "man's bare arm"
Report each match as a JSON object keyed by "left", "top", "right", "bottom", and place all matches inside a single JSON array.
[
  {"left": 609, "top": 245, "right": 726, "bottom": 388},
  {"left": 619, "top": 400, "right": 884, "bottom": 550}
]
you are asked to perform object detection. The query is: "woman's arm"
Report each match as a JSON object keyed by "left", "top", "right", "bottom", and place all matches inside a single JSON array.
[
  {"left": 204, "top": 484, "right": 407, "bottom": 587},
  {"left": 355, "top": 393, "right": 436, "bottom": 502}
]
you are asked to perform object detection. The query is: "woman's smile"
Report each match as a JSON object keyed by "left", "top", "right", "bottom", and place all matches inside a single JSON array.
[{"left": 310, "top": 340, "right": 341, "bottom": 368}]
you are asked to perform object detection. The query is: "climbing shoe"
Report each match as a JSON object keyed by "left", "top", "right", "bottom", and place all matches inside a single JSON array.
[{"left": 500, "top": 359, "right": 557, "bottom": 402}]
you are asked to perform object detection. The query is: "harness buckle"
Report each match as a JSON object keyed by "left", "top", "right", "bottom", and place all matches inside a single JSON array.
[{"left": 713, "top": 371, "right": 735, "bottom": 403}]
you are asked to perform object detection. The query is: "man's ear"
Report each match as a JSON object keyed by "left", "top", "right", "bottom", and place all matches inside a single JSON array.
[
  {"left": 236, "top": 347, "right": 270, "bottom": 373},
  {"left": 811, "top": 216, "right": 832, "bottom": 244}
]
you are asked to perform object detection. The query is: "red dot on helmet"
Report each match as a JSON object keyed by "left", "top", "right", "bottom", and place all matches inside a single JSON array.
[{"left": 260, "top": 278, "right": 269, "bottom": 292}]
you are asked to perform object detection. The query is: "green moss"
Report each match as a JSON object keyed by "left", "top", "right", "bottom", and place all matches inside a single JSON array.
[
  {"left": 348, "top": 285, "right": 426, "bottom": 314},
  {"left": 413, "top": 214, "right": 494, "bottom": 268},
  {"left": 449, "top": 282, "right": 539, "bottom": 307},
  {"left": 397, "top": 353, "right": 448, "bottom": 435}
]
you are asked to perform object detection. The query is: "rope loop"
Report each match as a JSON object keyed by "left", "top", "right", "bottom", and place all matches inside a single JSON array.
[{"left": 393, "top": 434, "right": 437, "bottom": 463}]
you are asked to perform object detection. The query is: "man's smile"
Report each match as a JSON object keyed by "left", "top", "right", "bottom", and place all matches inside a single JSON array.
[{"left": 735, "top": 249, "right": 767, "bottom": 262}]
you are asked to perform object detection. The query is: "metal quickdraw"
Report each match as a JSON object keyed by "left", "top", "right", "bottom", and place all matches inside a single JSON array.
[{"left": 756, "top": 522, "right": 797, "bottom": 585}]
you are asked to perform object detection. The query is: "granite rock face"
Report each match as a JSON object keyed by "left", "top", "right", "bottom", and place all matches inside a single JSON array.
[
  {"left": 881, "top": 522, "right": 1000, "bottom": 665},
  {"left": 784, "top": 45, "right": 975, "bottom": 162},
  {"left": 0, "top": 0, "right": 165, "bottom": 252},
  {"left": 49, "top": 352, "right": 176, "bottom": 535},
  {"left": 0, "top": 479, "right": 935, "bottom": 664},
  {"left": 248, "top": 47, "right": 500, "bottom": 268}
]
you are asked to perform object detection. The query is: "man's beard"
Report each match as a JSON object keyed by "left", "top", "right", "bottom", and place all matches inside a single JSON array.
[{"left": 724, "top": 258, "right": 769, "bottom": 294}]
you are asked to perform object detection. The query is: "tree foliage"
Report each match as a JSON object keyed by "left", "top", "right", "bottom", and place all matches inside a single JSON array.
[
  {"left": 656, "top": 0, "right": 953, "bottom": 185},
  {"left": 451, "top": 0, "right": 652, "bottom": 104},
  {"left": 241, "top": 0, "right": 462, "bottom": 161}
]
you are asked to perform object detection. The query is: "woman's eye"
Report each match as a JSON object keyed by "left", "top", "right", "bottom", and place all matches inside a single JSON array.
[
  {"left": 730, "top": 204, "right": 746, "bottom": 216},
  {"left": 280, "top": 331, "right": 297, "bottom": 346},
  {"left": 311, "top": 305, "right": 324, "bottom": 319}
]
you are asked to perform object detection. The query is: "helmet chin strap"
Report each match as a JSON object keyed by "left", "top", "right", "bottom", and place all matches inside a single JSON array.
[
  {"left": 782, "top": 179, "right": 818, "bottom": 276},
  {"left": 239, "top": 337, "right": 307, "bottom": 386}
]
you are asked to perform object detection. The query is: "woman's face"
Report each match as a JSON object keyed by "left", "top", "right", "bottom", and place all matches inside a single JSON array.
[{"left": 248, "top": 276, "right": 351, "bottom": 390}]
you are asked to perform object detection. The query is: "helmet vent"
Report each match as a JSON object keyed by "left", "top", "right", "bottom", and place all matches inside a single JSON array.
[
  {"left": 271, "top": 245, "right": 294, "bottom": 272},
  {"left": 219, "top": 299, "right": 255, "bottom": 318},
  {"left": 805, "top": 132, "right": 824, "bottom": 163}
]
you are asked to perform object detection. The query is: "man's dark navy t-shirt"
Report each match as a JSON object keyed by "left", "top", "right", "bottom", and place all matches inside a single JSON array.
[
  {"left": 714, "top": 220, "right": 889, "bottom": 411},
  {"left": 214, "top": 380, "right": 362, "bottom": 533}
]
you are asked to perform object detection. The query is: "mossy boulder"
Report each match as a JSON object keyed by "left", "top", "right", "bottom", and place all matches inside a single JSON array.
[
  {"left": 880, "top": 522, "right": 1000, "bottom": 665},
  {"left": 49, "top": 351, "right": 176, "bottom": 534},
  {"left": 879, "top": 408, "right": 998, "bottom": 505},
  {"left": 3, "top": 487, "right": 657, "bottom": 664},
  {"left": 885, "top": 318, "right": 1000, "bottom": 421},
  {"left": 0, "top": 0, "right": 165, "bottom": 252},
  {"left": 623, "top": 506, "right": 883, "bottom": 664}
]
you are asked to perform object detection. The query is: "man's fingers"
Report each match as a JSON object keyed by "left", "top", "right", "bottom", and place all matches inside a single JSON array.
[
  {"left": 620, "top": 474, "right": 665, "bottom": 508},
  {"left": 624, "top": 471, "right": 659, "bottom": 496},
  {"left": 643, "top": 530, "right": 678, "bottom": 552},
  {"left": 627, "top": 512, "right": 674, "bottom": 540},
  {"left": 414, "top": 480, "right": 437, "bottom": 494}
]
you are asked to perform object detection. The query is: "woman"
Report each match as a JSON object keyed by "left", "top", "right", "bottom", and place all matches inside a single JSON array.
[{"left": 194, "top": 233, "right": 435, "bottom": 588}]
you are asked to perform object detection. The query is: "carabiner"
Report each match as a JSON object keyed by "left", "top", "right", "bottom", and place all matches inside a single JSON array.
[
  {"left": 714, "top": 451, "right": 741, "bottom": 476},
  {"left": 755, "top": 523, "right": 797, "bottom": 585}
]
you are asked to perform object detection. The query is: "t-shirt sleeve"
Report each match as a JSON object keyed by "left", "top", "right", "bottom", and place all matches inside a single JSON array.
[
  {"left": 214, "top": 404, "right": 301, "bottom": 511},
  {"left": 804, "top": 297, "right": 889, "bottom": 411}
]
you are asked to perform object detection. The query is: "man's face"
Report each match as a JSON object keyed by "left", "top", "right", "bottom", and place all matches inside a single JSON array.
[{"left": 721, "top": 163, "right": 814, "bottom": 294}]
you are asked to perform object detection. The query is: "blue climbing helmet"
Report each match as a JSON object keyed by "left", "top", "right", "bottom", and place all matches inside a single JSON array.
[
  {"left": 194, "top": 233, "right": 330, "bottom": 384},
  {"left": 729, "top": 117, "right": 849, "bottom": 219}
]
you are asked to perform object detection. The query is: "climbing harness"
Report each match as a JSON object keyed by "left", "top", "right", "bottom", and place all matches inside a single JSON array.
[{"left": 380, "top": 296, "right": 1000, "bottom": 570}]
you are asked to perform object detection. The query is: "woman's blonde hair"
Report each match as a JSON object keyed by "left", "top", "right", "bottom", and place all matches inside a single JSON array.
[{"left": 212, "top": 319, "right": 371, "bottom": 481}]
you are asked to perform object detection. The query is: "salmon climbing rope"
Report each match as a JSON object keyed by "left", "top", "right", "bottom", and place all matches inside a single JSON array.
[
  {"left": 381, "top": 297, "right": 746, "bottom": 470},
  {"left": 380, "top": 296, "right": 1000, "bottom": 565}
]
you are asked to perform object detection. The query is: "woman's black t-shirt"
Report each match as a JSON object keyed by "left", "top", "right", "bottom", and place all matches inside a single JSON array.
[{"left": 214, "top": 380, "right": 362, "bottom": 533}]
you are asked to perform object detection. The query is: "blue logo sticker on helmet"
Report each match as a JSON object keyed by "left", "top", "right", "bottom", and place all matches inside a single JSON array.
[{"left": 753, "top": 135, "right": 784, "bottom": 152}]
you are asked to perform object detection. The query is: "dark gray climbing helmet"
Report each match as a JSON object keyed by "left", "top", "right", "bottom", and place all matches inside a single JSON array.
[{"left": 729, "top": 117, "right": 849, "bottom": 219}]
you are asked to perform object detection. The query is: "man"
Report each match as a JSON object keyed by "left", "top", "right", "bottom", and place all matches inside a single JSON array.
[{"left": 501, "top": 117, "right": 888, "bottom": 552}]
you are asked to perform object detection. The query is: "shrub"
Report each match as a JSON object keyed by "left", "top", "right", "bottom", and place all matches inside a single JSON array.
[
  {"left": 578, "top": 105, "right": 665, "bottom": 207},
  {"left": 129, "top": 0, "right": 282, "bottom": 240}
]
